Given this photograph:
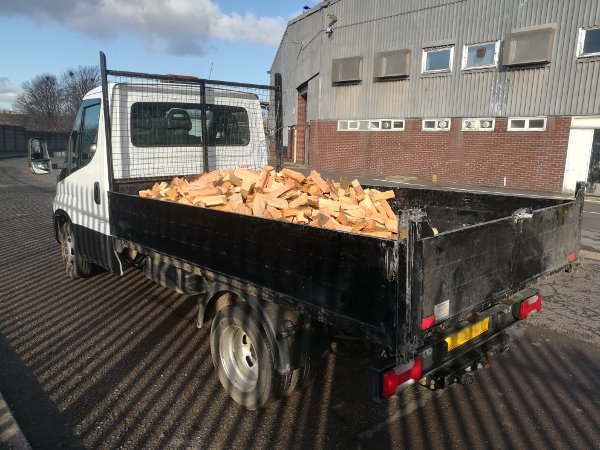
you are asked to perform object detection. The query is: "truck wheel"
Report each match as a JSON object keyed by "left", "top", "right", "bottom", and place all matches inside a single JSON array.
[
  {"left": 60, "top": 222, "right": 92, "bottom": 278},
  {"left": 210, "top": 304, "right": 291, "bottom": 410}
]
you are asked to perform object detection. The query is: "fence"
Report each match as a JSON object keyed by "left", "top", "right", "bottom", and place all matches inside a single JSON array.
[{"left": 0, "top": 124, "right": 69, "bottom": 155}]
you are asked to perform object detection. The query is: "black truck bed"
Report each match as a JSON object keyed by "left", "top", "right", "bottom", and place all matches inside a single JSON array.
[{"left": 109, "top": 182, "right": 583, "bottom": 352}]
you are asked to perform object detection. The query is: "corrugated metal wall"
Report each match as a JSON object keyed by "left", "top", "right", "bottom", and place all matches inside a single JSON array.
[{"left": 271, "top": 0, "right": 600, "bottom": 126}]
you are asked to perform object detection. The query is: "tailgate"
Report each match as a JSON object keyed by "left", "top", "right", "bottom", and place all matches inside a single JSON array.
[{"left": 410, "top": 189, "right": 583, "bottom": 333}]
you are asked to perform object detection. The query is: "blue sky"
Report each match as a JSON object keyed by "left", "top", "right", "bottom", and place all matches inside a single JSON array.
[{"left": 0, "top": 1, "right": 315, "bottom": 110}]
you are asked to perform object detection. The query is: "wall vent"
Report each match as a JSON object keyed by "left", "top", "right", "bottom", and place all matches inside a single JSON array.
[
  {"left": 462, "top": 118, "right": 495, "bottom": 131},
  {"left": 373, "top": 49, "right": 411, "bottom": 78},
  {"left": 502, "top": 26, "right": 555, "bottom": 66},
  {"left": 423, "top": 119, "right": 451, "bottom": 131},
  {"left": 332, "top": 56, "right": 363, "bottom": 83}
]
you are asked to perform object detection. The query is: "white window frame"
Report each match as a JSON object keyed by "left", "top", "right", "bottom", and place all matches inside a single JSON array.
[
  {"left": 376, "top": 119, "right": 405, "bottom": 131},
  {"left": 338, "top": 119, "right": 405, "bottom": 131},
  {"left": 391, "top": 120, "right": 405, "bottom": 131},
  {"left": 507, "top": 117, "right": 547, "bottom": 132},
  {"left": 462, "top": 41, "right": 500, "bottom": 70},
  {"left": 369, "top": 120, "right": 381, "bottom": 130},
  {"left": 337, "top": 120, "right": 369, "bottom": 131},
  {"left": 421, "top": 46, "right": 454, "bottom": 74},
  {"left": 577, "top": 26, "right": 600, "bottom": 58},
  {"left": 422, "top": 119, "right": 451, "bottom": 131},
  {"left": 337, "top": 120, "right": 349, "bottom": 131},
  {"left": 461, "top": 118, "right": 495, "bottom": 131}
]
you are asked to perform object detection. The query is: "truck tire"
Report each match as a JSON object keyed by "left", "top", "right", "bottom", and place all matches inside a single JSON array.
[
  {"left": 59, "top": 222, "right": 92, "bottom": 278},
  {"left": 210, "top": 304, "right": 292, "bottom": 410}
]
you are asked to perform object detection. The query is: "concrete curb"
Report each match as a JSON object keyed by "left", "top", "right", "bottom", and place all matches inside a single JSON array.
[
  {"left": 0, "top": 392, "right": 31, "bottom": 450},
  {"left": 581, "top": 250, "right": 600, "bottom": 262}
]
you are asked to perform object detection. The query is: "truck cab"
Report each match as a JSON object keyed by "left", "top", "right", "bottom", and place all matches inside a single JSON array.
[{"left": 48, "top": 81, "right": 269, "bottom": 277}]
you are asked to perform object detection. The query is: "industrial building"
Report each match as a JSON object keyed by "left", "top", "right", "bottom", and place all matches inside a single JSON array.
[{"left": 270, "top": 0, "right": 600, "bottom": 193}]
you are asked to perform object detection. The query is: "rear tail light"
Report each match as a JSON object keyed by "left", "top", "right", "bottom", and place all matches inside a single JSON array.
[
  {"left": 519, "top": 293, "right": 541, "bottom": 320},
  {"left": 382, "top": 356, "right": 423, "bottom": 398},
  {"left": 422, "top": 314, "right": 436, "bottom": 330}
]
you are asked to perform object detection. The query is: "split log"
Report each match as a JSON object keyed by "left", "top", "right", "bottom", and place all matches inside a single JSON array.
[
  {"left": 138, "top": 167, "right": 417, "bottom": 240},
  {"left": 281, "top": 168, "right": 305, "bottom": 183},
  {"left": 308, "top": 170, "right": 330, "bottom": 193}
]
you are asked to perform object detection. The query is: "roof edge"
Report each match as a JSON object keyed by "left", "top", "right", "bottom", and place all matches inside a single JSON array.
[{"left": 287, "top": 1, "right": 330, "bottom": 26}]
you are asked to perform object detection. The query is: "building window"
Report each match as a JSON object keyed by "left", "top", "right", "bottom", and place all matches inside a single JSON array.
[
  {"left": 422, "top": 46, "right": 454, "bottom": 73},
  {"left": 369, "top": 119, "right": 405, "bottom": 131},
  {"left": 338, "top": 120, "right": 368, "bottom": 131},
  {"left": 507, "top": 117, "right": 547, "bottom": 131},
  {"left": 422, "top": 119, "right": 451, "bottom": 131},
  {"left": 462, "top": 42, "right": 499, "bottom": 70},
  {"left": 461, "top": 118, "right": 495, "bottom": 131},
  {"left": 577, "top": 27, "right": 600, "bottom": 58},
  {"left": 392, "top": 120, "right": 405, "bottom": 130},
  {"left": 338, "top": 119, "right": 405, "bottom": 131}
]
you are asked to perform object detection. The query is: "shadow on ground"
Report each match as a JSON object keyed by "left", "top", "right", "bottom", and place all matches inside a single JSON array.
[{"left": 1, "top": 158, "right": 599, "bottom": 449}]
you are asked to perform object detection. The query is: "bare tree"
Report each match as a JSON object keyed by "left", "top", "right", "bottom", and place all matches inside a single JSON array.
[
  {"left": 60, "top": 65, "right": 100, "bottom": 118},
  {"left": 12, "top": 66, "right": 100, "bottom": 131},
  {"left": 14, "top": 74, "right": 63, "bottom": 130}
]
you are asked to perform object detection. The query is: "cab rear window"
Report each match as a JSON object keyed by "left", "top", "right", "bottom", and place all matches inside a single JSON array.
[{"left": 130, "top": 102, "right": 250, "bottom": 147}]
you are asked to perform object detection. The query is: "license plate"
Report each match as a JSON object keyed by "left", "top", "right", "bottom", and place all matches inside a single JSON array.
[{"left": 445, "top": 317, "right": 489, "bottom": 351}]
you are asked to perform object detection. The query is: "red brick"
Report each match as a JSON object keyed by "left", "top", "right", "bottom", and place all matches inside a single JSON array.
[{"left": 305, "top": 118, "right": 569, "bottom": 192}]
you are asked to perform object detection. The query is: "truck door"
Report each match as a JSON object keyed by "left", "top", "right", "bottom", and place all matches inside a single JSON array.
[{"left": 54, "top": 98, "right": 117, "bottom": 270}]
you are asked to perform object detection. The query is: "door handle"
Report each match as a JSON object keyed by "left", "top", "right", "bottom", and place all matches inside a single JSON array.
[{"left": 94, "top": 182, "right": 101, "bottom": 205}]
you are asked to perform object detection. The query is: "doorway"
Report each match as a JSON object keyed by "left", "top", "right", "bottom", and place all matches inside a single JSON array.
[
  {"left": 296, "top": 83, "right": 308, "bottom": 165},
  {"left": 563, "top": 117, "right": 600, "bottom": 193},
  {"left": 301, "top": 91, "right": 309, "bottom": 166},
  {"left": 587, "top": 129, "right": 600, "bottom": 195}
]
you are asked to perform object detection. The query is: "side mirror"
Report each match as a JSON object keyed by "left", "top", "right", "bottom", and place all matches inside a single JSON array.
[{"left": 28, "top": 137, "right": 52, "bottom": 174}]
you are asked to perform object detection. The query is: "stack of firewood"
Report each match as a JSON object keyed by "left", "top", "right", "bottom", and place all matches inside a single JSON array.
[{"left": 139, "top": 166, "right": 400, "bottom": 238}]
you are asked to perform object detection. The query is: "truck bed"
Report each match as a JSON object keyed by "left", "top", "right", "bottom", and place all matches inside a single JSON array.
[
  {"left": 109, "top": 181, "right": 583, "bottom": 351},
  {"left": 399, "top": 187, "right": 583, "bottom": 338}
]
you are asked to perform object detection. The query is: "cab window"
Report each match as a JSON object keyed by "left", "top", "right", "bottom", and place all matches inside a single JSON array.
[
  {"left": 68, "top": 99, "right": 101, "bottom": 173},
  {"left": 130, "top": 102, "right": 249, "bottom": 147}
]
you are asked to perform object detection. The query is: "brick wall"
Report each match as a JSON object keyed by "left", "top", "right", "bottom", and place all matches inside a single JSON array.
[{"left": 307, "top": 118, "right": 571, "bottom": 192}]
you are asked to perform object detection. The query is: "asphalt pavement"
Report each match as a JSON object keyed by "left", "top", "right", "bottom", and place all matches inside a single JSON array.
[{"left": 1, "top": 156, "right": 599, "bottom": 449}]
